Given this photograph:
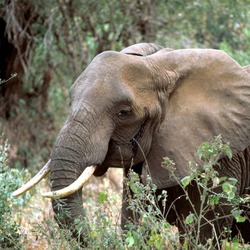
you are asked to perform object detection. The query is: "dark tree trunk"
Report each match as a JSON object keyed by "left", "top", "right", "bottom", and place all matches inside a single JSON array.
[
  {"left": 0, "top": 1, "right": 52, "bottom": 168},
  {"left": 0, "top": 18, "right": 24, "bottom": 119}
]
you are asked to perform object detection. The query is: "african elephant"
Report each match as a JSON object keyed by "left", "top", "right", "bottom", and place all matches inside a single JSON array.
[{"left": 13, "top": 43, "right": 250, "bottom": 245}]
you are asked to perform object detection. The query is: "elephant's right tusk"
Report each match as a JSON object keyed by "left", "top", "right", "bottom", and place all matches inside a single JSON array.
[
  {"left": 42, "top": 165, "right": 97, "bottom": 199},
  {"left": 12, "top": 160, "right": 51, "bottom": 197}
]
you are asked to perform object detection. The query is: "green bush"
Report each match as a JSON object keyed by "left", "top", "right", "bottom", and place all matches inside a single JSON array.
[
  {"left": 0, "top": 138, "right": 31, "bottom": 249},
  {"left": 162, "top": 135, "right": 249, "bottom": 249},
  {"left": 124, "top": 171, "right": 179, "bottom": 250}
]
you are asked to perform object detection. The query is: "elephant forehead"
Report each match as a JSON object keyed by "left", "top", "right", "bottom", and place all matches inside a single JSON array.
[
  {"left": 71, "top": 52, "right": 149, "bottom": 101},
  {"left": 70, "top": 74, "right": 134, "bottom": 109},
  {"left": 76, "top": 73, "right": 131, "bottom": 98},
  {"left": 85, "top": 50, "right": 133, "bottom": 75}
]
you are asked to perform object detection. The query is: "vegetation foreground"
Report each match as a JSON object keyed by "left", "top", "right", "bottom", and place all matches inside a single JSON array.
[{"left": 1, "top": 135, "right": 250, "bottom": 249}]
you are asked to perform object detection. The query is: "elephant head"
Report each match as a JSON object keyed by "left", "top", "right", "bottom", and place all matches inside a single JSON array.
[{"left": 13, "top": 43, "right": 250, "bottom": 238}]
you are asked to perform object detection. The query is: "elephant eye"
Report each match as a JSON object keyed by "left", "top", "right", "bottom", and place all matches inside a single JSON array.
[{"left": 117, "top": 109, "right": 131, "bottom": 118}]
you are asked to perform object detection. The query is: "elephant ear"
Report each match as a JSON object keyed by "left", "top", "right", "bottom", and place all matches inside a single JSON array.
[
  {"left": 121, "top": 43, "right": 163, "bottom": 56},
  {"left": 143, "top": 49, "right": 250, "bottom": 189}
]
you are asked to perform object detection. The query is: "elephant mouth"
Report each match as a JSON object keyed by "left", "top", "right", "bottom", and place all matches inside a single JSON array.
[
  {"left": 100, "top": 115, "right": 149, "bottom": 172},
  {"left": 109, "top": 114, "right": 149, "bottom": 158},
  {"left": 130, "top": 116, "right": 149, "bottom": 156}
]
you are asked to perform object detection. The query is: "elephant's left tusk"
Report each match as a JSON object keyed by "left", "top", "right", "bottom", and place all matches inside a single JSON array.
[
  {"left": 12, "top": 160, "right": 51, "bottom": 197},
  {"left": 42, "top": 165, "right": 97, "bottom": 199}
]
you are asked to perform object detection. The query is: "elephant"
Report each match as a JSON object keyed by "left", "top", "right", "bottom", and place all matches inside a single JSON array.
[{"left": 13, "top": 43, "right": 250, "bottom": 246}]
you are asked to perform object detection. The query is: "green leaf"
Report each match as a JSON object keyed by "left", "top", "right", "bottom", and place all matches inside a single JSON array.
[
  {"left": 231, "top": 209, "right": 246, "bottom": 222},
  {"left": 185, "top": 213, "right": 196, "bottom": 225},
  {"left": 98, "top": 192, "right": 107, "bottom": 204},
  {"left": 181, "top": 176, "right": 193, "bottom": 188},
  {"left": 228, "top": 178, "right": 237, "bottom": 185},
  {"left": 219, "top": 177, "right": 227, "bottom": 182},
  {"left": 209, "top": 195, "right": 220, "bottom": 206},
  {"left": 235, "top": 215, "right": 246, "bottom": 223},
  {"left": 182, "top": 239, "right": 189, "bottom": 250},
  {"left": 228, "top": 191, "right": 235, "bottom": 200},
  {"left": 126, "top": 235, "right": 134, "bottom": 247},
  {"left": 197, "top": 141, "right": 218, "bottom": 159},
  {"left": 148, "top": 232, "right": 162, "bottom": 248},
  {"left": 221, "top": 144, "right": 232, "bottom": 159},
  {"left": 222, "top": 182, "right": 232, "bottom": 193}
]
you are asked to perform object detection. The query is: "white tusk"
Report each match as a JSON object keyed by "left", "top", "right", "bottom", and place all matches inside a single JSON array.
[
  {"left": 12, "top": 160, "right": 51, "bottom": 197},
  {"left": 42, "top": 165, "right": 97, "bottom": 199}
]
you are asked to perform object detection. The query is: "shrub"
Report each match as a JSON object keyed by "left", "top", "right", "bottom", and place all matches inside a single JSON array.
[
  {"left": 0, "top": 137, "right": 31, "bottom": 249},
  {"left": 124, "top": 171, "right": 179, "bottom": 250},
  {"left": 162, "top": 135, "right": 249, "bottom": 249}
]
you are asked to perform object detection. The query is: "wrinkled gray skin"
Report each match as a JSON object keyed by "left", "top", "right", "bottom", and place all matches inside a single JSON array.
[{"left": 50, "top": 43, "right": 250, "bottom": 244}]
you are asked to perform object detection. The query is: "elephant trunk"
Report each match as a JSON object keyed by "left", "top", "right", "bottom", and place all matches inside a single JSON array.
[
  {"left": 48, "top": 111, "right": 112, "bottom": 234},
  {"left": 50, "top": 159, "right": 84, "bottom": 227}
]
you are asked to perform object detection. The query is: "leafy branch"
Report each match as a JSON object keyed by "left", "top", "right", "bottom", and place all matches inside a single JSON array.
[{"left": 0, "top": 73, "right": 17, "bottom": 85}]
